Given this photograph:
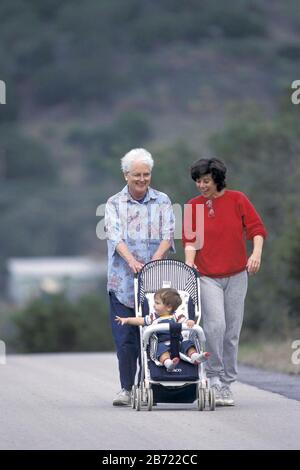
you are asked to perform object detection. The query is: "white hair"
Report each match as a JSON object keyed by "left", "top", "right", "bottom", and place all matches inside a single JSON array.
[{"left": 121, "top": 148, "right": 154, "bottom": 173}]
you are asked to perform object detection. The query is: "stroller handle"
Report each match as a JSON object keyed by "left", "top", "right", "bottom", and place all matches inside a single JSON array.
[{"left": 142, "top": 323, "right": 206, "bottom": 346}]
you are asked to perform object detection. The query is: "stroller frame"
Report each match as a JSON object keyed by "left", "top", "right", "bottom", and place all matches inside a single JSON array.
[{"left": 132, "top": 259, "right": 216, "bottom": 411}]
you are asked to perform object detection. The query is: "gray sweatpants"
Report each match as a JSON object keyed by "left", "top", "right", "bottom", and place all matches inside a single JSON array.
[{"left": 200, "top": 270, "right": 248, "bottom": 385}]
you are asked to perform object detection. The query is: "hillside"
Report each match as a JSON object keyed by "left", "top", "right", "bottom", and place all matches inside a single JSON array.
[{"left": 1, "top": 0, "right": 300, "bottom": 337}]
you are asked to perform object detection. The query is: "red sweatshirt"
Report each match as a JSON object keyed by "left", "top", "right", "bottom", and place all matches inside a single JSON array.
[{"left": 182, "top": 190, "right": 267, "bottom": 278}]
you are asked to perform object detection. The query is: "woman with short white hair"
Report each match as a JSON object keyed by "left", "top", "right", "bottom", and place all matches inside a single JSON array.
[
  {"left": 121, "top": 148, "right": 153, "bottom": 173},
  {"left": 105, "top": 148, "right": 175, "bottom": 406}
]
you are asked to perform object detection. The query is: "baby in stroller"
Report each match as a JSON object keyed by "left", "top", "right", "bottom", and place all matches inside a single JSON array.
[{"left": 115, "top": 287, "right": 208, "bottom": 372}]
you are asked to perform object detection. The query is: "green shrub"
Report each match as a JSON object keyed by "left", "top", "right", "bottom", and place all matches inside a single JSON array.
[{"left": 12, "top": 294, "right": 114, "bottom": 353}]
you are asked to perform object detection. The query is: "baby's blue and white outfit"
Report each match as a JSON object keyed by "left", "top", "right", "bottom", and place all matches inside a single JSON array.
[{"left": 143, "top": 312, "right": 195, "bottom": 360}]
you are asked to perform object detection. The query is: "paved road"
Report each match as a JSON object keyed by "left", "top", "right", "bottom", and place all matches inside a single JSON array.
[
  {"left": 238, "top": 364, "right": 300, "bottom": 402},
  {"left": 0, "top": 353, "right": 300, "bottom": 450}
]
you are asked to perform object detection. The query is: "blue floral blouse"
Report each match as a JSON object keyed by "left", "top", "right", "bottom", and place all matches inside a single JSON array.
[{"left": 105, "top": 185, "right": 175, "bottom": 308}]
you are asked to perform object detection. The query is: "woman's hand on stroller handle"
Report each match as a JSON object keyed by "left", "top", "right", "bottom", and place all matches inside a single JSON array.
[{"left": 127, "top": 257, "right": 144, "bottom": 273}]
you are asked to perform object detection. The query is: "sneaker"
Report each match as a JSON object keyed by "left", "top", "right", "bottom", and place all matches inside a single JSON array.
[
  {"left": 221, "top": 385, "right": 235, "bottom": 406},
  {"left": 113, "top": 389, "right": 131, "bottom": 406},
  {"left": 211, "top": 384, "right": 224, "bottom": 406}
]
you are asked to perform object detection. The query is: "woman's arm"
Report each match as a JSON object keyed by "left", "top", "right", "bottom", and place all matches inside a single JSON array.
[
  {"left": 152, "top": 197, "right": 175, "bottom": 261},
  {"left": 184, "top": 245, "right": 197, "bottom": 269},
  {"left": 105, "top": 200, "right": 144, "bottom": 273},
  {"left": 152, "top": 240, "right": 171, "bottom": 261},
  {"left": 116, "top": 241, "right": 144, "bottom": 273},
  {"left": 246, "top": 235, "right": 264, "bottom": 274}
]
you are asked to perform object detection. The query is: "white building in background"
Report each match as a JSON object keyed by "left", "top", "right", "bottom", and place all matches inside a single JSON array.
[{"left": 7, "top": 257, "right": 107, "bottom": 306}]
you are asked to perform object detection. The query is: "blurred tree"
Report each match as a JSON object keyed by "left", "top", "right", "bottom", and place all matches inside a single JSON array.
[
  {"left": 68, "top": 111, "right": 151, "bottom": 180},
  {"left": 210, "top": 104, "right": 300, "bottom": 334},
  {"left": 0, "top": 0, "right": 268, "bottom": 107},
  {"left": 0, "top": 186, "right": 102, "bottom": 265},
  {"left": 154, "top": 140, "right": 198, "bottom": 204},
  {"left": 0, "top": 77, "right": 19, "bottom": 123},
  {"left": 131, "top": 0, "right": 266, "bottom": 50},
  {"left": 275, "top": 221, "right": 300, "bottom": 325},
  {"left": 211, "top": 105, "right": 300, "bottom": 234},
  {"left": 0, "top": 125, "right": 57, "bottom": 181}
]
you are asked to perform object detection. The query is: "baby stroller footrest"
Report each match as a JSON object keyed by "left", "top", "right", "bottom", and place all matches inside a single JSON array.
[{"left": 148, "top": 358, "right": 199, "bottom": 381}]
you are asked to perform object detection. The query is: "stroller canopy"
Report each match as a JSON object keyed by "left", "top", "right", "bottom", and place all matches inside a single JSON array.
[{"left": 137, "top": 259, "right": 200, "bottom": 310}]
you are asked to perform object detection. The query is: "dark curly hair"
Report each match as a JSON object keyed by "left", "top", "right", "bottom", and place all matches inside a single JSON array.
[{"left": 190, "top": 158, "right": 227, "bottom": 191}]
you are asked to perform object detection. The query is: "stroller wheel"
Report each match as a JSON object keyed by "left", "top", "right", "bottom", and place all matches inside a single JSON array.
[
  {"left": 209, "top": 388, "right": 216, "bottom": 411},
  {"left": 197, "top": 387, "right": 205, "bottom": 411},
  {"left": 131, "top": 385, "right": 137, "bottom": 409},
  {"left": 147, "top": 388, "right": 153, "bottom": 411},
  {"left": 136, "top": 387, "right": 142, "bottom": 411}
]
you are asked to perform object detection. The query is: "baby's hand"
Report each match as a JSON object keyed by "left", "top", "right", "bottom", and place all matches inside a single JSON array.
[
  {"left": 186, "top": 319, "right": 195, "bottom": 328},
  {"left": 115, "top": 316, "right": 127, "bottom": 325}
]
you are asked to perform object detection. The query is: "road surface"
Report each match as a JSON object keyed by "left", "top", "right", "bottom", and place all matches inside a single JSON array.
[{"left": 0, "top": 353, "right": 299, "bottom": 450}]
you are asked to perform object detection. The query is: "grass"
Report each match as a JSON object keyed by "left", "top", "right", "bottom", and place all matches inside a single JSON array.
[{"left": 239, "top": 336, "right": 300, "bottom": 375}]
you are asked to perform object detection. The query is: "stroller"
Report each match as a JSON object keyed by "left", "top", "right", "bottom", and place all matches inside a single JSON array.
[{"left": 132, "top": 259, "right": 216, "bottom": 411}]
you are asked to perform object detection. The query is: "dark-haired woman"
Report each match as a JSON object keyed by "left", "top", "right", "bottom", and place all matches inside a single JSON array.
[{"left": 182, "top": 158, "right": 267, "bottom": 406}]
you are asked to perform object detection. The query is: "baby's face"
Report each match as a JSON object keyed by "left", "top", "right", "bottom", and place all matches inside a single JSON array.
[{"left": 154, "top": 296, "right": 170, "bottom": 316}]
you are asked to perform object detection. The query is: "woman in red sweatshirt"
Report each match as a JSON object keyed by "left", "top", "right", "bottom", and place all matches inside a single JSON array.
[{"left": 183, "top": 158, "right": 266, "bottom": 406}]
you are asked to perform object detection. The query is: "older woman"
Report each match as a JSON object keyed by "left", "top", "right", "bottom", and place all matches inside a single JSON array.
[
  {"left": 183, "top": 158, "right": 266, "bottom": 406},
  {"left": 105, "top": 148, "right": 175, "bottom": 406}
]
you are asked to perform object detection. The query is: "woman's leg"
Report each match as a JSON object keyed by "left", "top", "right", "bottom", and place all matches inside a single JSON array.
[
  {"left": 200, "top": 276, "right": 226, "bottom": 384},
  {"left": 223, "top": 270, "right": 248, "bottom": 385},
  {"left": 109, "top": 291, "right": 140, "bottom": 391}
]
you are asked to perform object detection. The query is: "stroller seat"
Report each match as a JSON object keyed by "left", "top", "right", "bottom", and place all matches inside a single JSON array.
[{"left": 132, "top": 259, "right": 216, "bottom": 411}]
